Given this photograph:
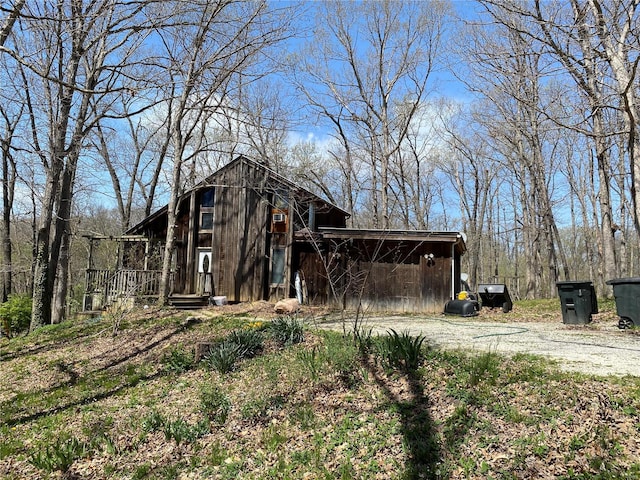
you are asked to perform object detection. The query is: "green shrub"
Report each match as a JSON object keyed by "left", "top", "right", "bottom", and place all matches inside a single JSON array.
[
  {"left": 29, "top": 435, "right": 89, "bottom": 473},
  {"left": 203, "top": 340, "right": 241, "bottom": 373},
  {"left": 269, "top": 317, "right": 304, "bottom": 346},
  {"left": 377, "top": 329, "right": 426, "bottom": 372},
  {"left": 228, "top": 329, "right": 264, "bottom": 358},
  {"left": 0, "top": 294, "right": 32, "bottom": 337},
  {"left": 200, "top": 386, "right": 231, "bottom": 425}
]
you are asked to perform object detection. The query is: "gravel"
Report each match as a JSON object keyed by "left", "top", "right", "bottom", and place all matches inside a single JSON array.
[{"left": 316, "top": 313, "right": 640, "bottom": 377}]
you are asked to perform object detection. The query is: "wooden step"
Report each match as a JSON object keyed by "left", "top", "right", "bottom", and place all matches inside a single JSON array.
[{"left": 168, "top": 294, "right": 210, "bottom": 309}]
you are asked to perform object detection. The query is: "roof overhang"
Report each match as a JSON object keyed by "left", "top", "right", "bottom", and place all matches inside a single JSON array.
[{"left": 297, "top": 227, "right": 467, "bottom": 255}]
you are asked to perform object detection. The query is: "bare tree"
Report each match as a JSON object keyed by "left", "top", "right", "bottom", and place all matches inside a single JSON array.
[
  {"left": 237, "top": 78, "right": 293, "bottom": 173},
  {"left": 455, "top": 9, "right": 573, "bottom": 297},
  {"left": 582, "top": 0, "right": 640, "bottom": 237},
  {"left": 0, "top": 80, "right": 22, "bottom": 302},
  {"left": 9, "top": 0, "right": 154, "bottom": 329},
  {"left": 291, "top": 0, "right": 450, "bottom": 229},
  {"left": 441, "top": 114, "right": 499, "bottom": 290},
  {"left": 93, "top": 97, "right": 171, "bottom": 231},
  {"left": 476, "top": 0, "right": 630, "bottom": 289},
  {"left": 1, "top": 0, "right": 29, "bottom": 303}
]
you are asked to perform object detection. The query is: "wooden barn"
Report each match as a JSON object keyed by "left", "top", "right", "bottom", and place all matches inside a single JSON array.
[{"left": 83, "top": 156, "right": 467, "bottom": 313}]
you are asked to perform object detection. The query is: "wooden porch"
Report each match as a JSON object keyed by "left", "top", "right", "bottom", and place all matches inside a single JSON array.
[{"left": 83, "top": 268, "right": 174, "bottom": 311}]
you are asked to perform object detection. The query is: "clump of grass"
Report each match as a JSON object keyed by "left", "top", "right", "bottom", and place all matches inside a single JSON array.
[
  {"left": 240, "top": 394, "right": 286, "bottom": 423},
  {"left": 269, "top": 316, "right": 304, "bottom": 346},
  {"left": 200, "top": 386, "right": 231, "bottom": 425},
  {"left": 141, "top": 411, "right": 209, "bottom": 445},
  {"left": 352, "top": 326, "right": 374, "bottom": 355},
  {"left": 297, "top": 346, "right": 324, "bottom": 382},
  {"left": 326, "top": 337, "right": 360, "bottom": 385},
  {"left": 227, "top": 329, "right": 264, "bottom": 358},
  {"left": 468, "top": 349, "right": 501, "bottom": 387},
  {"left": 29, "top": 435, "right": 90, "bottom": 473},
  {"left": 142, "top": 410, "right": 165, "bottom": 433},
  {"left": 201, "top": 328, "right": 266, "bottom": 374},
  {"left": 377, "top": 329, "right": 426, "bottom": 372},
  {"left": 293, "top": 402, "right": 316, "bottom": 429},
  {"left": 203, "top": 340, "right": 242, "bottom": 373},
  {"left": 208, "top": 441, "right": 227, "bottom": 466},
  {"left": 131, "top": 464, "right": 151, "bottom": 480},
  {"left": 261, "top": 423, "right": 287, "bottom": 452},
  {"left": 161, "top": 346, "right": 194, "bottom": 374},
  {"left": 162, "top": 418, "right": 209, "bottom": 445}
]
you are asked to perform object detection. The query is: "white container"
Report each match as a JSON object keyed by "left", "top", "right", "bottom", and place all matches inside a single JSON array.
[{"left": 212, "top": 296, "right": 227, "bottom": 306}]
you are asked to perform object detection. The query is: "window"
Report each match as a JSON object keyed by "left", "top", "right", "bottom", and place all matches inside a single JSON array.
[
  {"left": 198, "top": 250, "right": 211, "bottom": 273},
  {"left": 270, "top": 248, "right": 286, "bottom": 285},
  {"left": 200, "top": 212, "right": 213, "bottom": 231},
  {"left": 273, "top": 190, "right": 289, "bottom": 209},
  {"left": 200, "top": 189, "right": 215, "bottom": 233},
  {"left": 201, "top": 188, "right": 214, "bottom": 207}
]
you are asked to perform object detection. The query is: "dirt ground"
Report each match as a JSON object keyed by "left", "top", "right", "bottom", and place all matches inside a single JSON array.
[{"left": 311, "top": 308, "right": 640, "bottom": 378}]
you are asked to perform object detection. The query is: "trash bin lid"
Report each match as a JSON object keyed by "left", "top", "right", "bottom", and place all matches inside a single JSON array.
[
  {"left": 556, "top": 280, "right": 594, "bottom": 287},
  {"left": 606, "top": 277, "right": 640, "bottom": 285}
]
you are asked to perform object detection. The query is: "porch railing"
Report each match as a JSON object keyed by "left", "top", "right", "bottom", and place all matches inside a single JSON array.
[{"left": 85, "top": 269, "right": 174, "bottom": 305}]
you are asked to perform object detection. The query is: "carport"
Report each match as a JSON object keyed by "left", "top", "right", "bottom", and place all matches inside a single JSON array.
[{"left": 293, "top": 228, "right": 467, "bottom": 313}]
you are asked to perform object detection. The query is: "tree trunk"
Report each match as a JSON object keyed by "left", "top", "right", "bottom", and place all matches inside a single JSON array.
[
  {"left": 29, "top": 160, "right": 60, "bottom": 331},
  {"left": 586, "top": 0, "right": 640, "bottom": 238},
  {"left": 50, "top": 156, "right": 78, "bottom": 324},
  {"left": 0, "top": 109, "right": 18, "bottom": 303},
  {"left": 52, "top": 229, "right": 71, "bottom": 323},
  {"left": 159, "top": 127, "right": 186, "bottom": 305},
  {"left": 0, "top": 0, "right": 25, "bottom": 47}
]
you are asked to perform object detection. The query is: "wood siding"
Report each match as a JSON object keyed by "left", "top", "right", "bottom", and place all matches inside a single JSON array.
[
  {"left": 296, "top": 239, "right": 457, "bottom": 314},
  {"left": 295, "top": 247, "right": 331, "bottom": 305},
  {"left": 210, "top": 159, "right": 269, "bottom": 302}
]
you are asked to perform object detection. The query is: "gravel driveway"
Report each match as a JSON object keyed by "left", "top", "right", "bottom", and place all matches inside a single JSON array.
[{"left": 315, "top": 313, "right": 640, "bottom": 377}]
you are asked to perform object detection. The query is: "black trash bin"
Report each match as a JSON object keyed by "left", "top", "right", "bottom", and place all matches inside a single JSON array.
[
  {"left": 605, "top": 277, "right": 640, "bottom": 329},
  {"left": 477, "top": 284, "right": 513, "bottom": 313},
  {"left": 556, "top": 281, "right": 598, "bottom": 325}
]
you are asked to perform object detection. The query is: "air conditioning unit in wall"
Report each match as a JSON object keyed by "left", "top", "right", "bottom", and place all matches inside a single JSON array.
[{"left": 273, "top": 213, "right": 286, "bottom": 223}]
